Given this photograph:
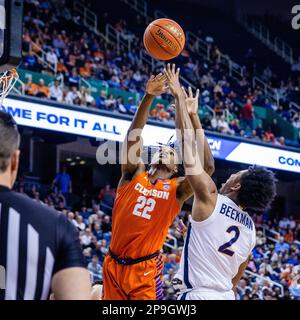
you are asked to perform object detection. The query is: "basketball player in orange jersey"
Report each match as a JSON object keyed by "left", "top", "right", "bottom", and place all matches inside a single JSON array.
[{"left": 103, "top": 71, "right": 215, "bottom": 300}]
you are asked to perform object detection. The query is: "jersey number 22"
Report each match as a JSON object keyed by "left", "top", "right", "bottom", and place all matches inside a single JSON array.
[{"left": 133, "top": 196, "right": 156, "bottom": 220}]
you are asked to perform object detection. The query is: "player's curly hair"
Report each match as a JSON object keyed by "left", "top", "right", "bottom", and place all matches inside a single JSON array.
[{"left": 237, "top": 165, "right": 277, "bottom": 212}]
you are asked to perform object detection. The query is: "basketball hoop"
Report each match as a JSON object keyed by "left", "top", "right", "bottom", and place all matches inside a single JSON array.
[{"left": 0, "top": 69, "right": 19, "bottom": 106}]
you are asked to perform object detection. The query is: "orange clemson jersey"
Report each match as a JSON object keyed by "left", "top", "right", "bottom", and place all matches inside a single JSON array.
[{"left": 110, "top": 171, "right": 180, "bottom": 259}]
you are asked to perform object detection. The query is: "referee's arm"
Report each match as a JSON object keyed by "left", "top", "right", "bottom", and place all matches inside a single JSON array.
[{"left": 51, "top": 214, "right": 92, "bottom": 300}]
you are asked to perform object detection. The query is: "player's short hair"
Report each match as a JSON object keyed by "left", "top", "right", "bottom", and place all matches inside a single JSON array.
[
  {"left": 237, "top": 165, "right": 277, "bottom": 212},
  {"left": 0, "top": 111, "right": 20, "bottom": 172}
]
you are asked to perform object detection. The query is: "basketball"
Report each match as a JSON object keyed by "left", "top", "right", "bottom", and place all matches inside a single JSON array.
[{"left": 143, "top": 18, "right": 185, "bottom": 60}]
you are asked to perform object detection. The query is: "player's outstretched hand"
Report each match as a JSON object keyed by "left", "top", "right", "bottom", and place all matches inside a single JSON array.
[
  {"left": 164, "top": 63, "right": 181, "bottom": 97},
  {"left": 182, "top": 86, "right": 200, "bottom": 116},
  {"left": 146, "top": 73, "right": 168, "bottom": 96}
]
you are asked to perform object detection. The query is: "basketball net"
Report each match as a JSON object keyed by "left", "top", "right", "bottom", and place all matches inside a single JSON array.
[{"left": 0, "top": 69, "right": 19, "bottom": 107}]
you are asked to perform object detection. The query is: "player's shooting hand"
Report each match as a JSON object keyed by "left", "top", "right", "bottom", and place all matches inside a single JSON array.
[
  {"left": 182, "top": 86, "right": 200, "bottom": 116},
  {"left": 164, "top": 63, "right": 181, "bottom": 97},
  {"left": 146, "top": 73, "right": 168, "bottom": 96}
]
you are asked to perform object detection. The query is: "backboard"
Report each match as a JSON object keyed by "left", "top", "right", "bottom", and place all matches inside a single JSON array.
[{"left": 0, "top": 0, "right": 23, "bottom": 71}]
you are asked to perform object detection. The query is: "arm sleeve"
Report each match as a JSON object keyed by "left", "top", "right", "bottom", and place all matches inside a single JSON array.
[{"left": 53, "top": 214, "right": 86, "bottom": 274}]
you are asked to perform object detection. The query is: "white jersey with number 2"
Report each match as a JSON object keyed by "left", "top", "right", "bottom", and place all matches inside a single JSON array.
[{"left": 175, "top": 194, "right": 256, "bottom": 300}]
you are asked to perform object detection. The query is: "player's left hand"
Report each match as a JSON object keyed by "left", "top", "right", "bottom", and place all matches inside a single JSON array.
[
  {"left": 146, "top": 73, "right": 168, "bottom": 96},
  {"left": 182, "top": 86, "right": 200, "bottom": 116},
  {"left": 164, "top": 63, "right": 181, "bottom": 97}
]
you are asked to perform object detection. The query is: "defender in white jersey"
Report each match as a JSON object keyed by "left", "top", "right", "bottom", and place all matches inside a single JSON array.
[
  {"left": 165, "top": 64, "right": 277, "bottom": 300},
  {"left": 175, "top": 193, "right": 256, "bottom": 300}
]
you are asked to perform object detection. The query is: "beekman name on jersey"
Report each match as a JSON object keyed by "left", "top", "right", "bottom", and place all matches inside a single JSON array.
[{"left": 219, "top": 203, "right": 253, "bottom": 230}]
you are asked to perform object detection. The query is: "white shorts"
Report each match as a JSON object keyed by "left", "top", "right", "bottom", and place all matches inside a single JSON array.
[{"left": 178, "top": 289, "right": 235, "bottom": 300}]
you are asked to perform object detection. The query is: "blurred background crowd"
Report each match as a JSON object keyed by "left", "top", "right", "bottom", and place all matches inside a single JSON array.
[
  {"left": 14, "top": 175, "right": 300, "bottom": 300},
  {"left": 19, "top": 0, "right": 300, "bottom": 148}
]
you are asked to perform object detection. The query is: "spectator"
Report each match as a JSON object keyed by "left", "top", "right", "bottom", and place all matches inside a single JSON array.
[
  {"left": 288, "top": 216, "right": 297, "bottom": 230},
  {"left": 74, "top": 215, "right": 86, "bottom": 232},
  {"left": 107, "top": 75, "right": 121, "bottom": 88},
  {"left": 263, "top": 129, "right": 275, "bottom": 143},
  {"left": 67, "top": 211, "right": 75, "bottom": 223},
  {"left": 96, "top": 90, "right": 108, "bottom": 109},
  {"left": 126, "top": 97, "right": 138, "bottom": 114},
  {"left": 65, "top": 86, "right": 80, "bottom": 105},
  {"left": 241, "top": 99, "right": 255, "bottom": 130},
  {"left": 275, "top": 237, "right": 290, "bottom": 253},
  {"left": 24, "top": 77, "right": 39, "bottom": 96},
  {"left": 81, "top": 87, "right": 96, "bottom": 107},
  {"left": 101, "top": 215, "right": 112, "bottom": 233},
  {"left": 211, "top": 114, "right": 220, "bottom": 130},
  {"left": 23, "top": 51, "right": 40, "bottom": 71},
  {"left": 263, "top": 98, "right": 274, "bottom": 110},
  {"left": 93, "top": 222, "right": 103, "bottom": 241},
  {"left": 36, "top": 79, "right": 50, "bottom": 98},
  {"left": 105, "top": 94, "right": 116, "bottom": 110},
  {"left": 57, "top": 58, "right": 68, "bottom": 75},
  {"left": 68, "top": 68, "right": 81, "bottom": 88},
  {"left": 46, "top": 48, "right": 58, "bottom": 66},
  {"left": 49, "top": 79, "right": 63, "bottom": 101},
  {"left": 271, "top": 119, "right": 281, "bottom": 137},
  {"left": 116, "top": 96, "right": 127, "bottom": 113},
  {"left": 249, "top": 129, "right": 260, "bottom": 141},
  {"left": 88, "top": 255, "right": 103, "bottom": 282},
  {"left": 52, "top": 166, "right": 72, "bottom": 195},
  {"left": 217, "top": 115, "right": 233, "bottom": 134},
  {"left": 150, "top": 103, "right": 169, "bottom": 122},
  {"left": 81, "top": 228, "right": 93, "bottom": 248},
  {"left": 284, "top": 229, "right": 294, "bottom": 243},
  {"left": 279, "top": 217, "right": 289, "bottom": 229},
  {"left": 202, "top": 113, "right": 213, "bottom": 130},
  {"left": 255, "top": 123, "right": 264, "bottom": 139},
  {"left": 278, "top": 137, "right": 286, "bottom": 146}
]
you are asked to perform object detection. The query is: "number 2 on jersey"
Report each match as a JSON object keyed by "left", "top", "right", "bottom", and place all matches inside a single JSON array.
[
  {"left": 133, "top": 196, "right": 156, "bottom": 220},
  {"left": 218, "top": 225, "right": 240, "bottom": 257}
]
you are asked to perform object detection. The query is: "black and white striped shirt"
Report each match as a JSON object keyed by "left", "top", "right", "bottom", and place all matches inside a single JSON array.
[{"left": 0, "top": 185, "right": 85, "bottom": 300}]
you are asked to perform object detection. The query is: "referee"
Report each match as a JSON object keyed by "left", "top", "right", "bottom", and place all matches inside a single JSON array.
[{"left": 0, "top": 111, "right": 91, "bottom": 300}]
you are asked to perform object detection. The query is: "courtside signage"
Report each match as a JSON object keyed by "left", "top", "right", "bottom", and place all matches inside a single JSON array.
[
  {"left": 1, "top": 97, "right": 173, "bottom": 146},
  {"left": 1, "top": 97, "right": 300, "bottom": 173}
]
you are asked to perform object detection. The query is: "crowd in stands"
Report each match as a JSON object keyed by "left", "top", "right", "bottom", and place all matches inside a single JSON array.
[
  {"left": 19, "top": 0, "right": 300, "bottom": 147},
  {"left": 14, "top": 173, "right": 300, "bottom": 300}
]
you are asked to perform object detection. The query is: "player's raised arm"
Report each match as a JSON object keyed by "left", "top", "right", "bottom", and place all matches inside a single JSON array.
[
  {"left": 121, "top": 74, "right": 168, "bottom": 181},
  {"left": 165, "top": 64, "right": 217, "bottom": 221},
  {"left": 182, "top": 86, "right": 215, "bottom": 176},
  {"left": 167, "top": 68, "right": 215, "bottom": 206}
]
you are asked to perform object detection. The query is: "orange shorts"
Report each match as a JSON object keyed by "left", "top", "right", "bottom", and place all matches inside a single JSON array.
[{"left": 103, "top": 253, "right": 164, "bottom": 300}]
